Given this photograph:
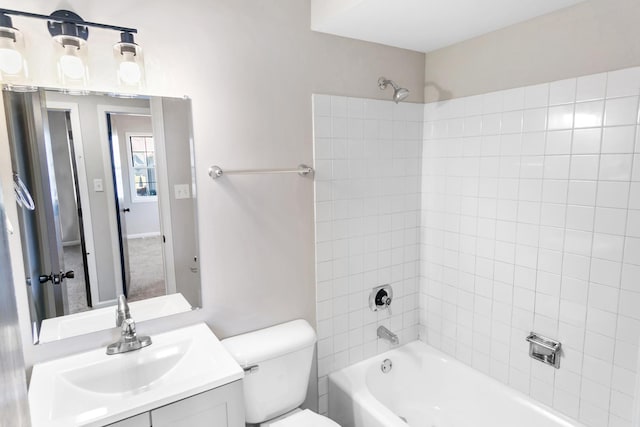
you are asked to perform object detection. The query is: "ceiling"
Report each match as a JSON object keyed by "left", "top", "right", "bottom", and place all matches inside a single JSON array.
[{"left": 311, "top": 0, "right": 586, "bottom": 53}]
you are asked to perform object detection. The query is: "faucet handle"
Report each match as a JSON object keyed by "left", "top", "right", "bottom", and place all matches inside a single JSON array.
[{"left": 121, "top": 318, "right": 136, "bottom": 338}]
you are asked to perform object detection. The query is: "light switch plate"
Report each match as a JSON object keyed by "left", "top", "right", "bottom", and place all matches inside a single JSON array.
[
  {"left": 93, "top": 179, "right": 104, "bottom": 192},
  {"left": 174, "top": 184, "right": 190, "bottom": 199}
]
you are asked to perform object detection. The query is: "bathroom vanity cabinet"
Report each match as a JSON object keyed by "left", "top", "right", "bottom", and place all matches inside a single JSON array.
[{"left": 106, "top": 381, "right": 244, "bottom": 427}]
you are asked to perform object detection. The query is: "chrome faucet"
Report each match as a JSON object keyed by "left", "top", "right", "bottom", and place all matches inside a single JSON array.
[
  {"left": 107, "top": 295, "right": 152, "bottom": 355},
  {"left": 377, "top": 325, "right": 399, "bottom": 345}
]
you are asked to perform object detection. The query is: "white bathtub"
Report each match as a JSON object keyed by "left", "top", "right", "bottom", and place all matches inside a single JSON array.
[{"left": 329, "top": 341, "right": 583, "bottom": 427}]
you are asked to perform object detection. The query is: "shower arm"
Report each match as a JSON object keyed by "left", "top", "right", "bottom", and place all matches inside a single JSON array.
[{"left": 378, "top": 77, "right": 399, "bottom": 91}]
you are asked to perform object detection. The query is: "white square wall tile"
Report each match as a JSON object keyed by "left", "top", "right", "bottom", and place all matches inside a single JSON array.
[
  {"left": 591, "top": 233, "right": 624, "bottom": 262},
  {"left": 607, "top": 67, "right": 640, "bottom": 98},
  {"left": 567, "top": 181, "right": 597, "bottom": 206},
  {"left": 544, "top": 156, "right": 571, "bottom": 180},
  {"left": 546, "top": 130, "right": 572, "bottom": 155},
  {"left": 584, "top": 332, "right": 615, "bottom": 362},
  {"left": 602, "top": 126, "right": 636, "bottom": 153},
  {"left": 565, "top": 205, "right": 594, "bottom": 232},
  {"left": 588, "top": 283, "right": 619, "bottom": 313},
  {"left": 604, "top": 97, "right": 640, "bottom": 126},
  {"left": 525, "top": 83, "right": 550, "bottom": 108},
  {"left": 576, "top": 73, "right": 607, "bottom": 102},
  {"left": 596, "top": 182, "right": 630, "bottom": 209},
  {"left": 548, "top": 105, "right": 575, "bottom": 130},
  {"left": 569, "top": 155, "right": 599, "bottom": 181},
  {"left": 331, "top": 96, "right": 348, "bottom": 117},
  {"left": 574, "top": 101, "right": 604, "bottom": 128},
  {"left": 572, "top": 128, "right": 601, "bottom": 154},
  {"left": 599, "top": 154, "right": 633, "bottom": 181},
  {"left": 502, "top": 87, "right": 525, "bottom": 111},
  {"left": 550, "top": 78, "right": 577, "bottom": 105},
  {"left": 501, "top": 111, "right": 523, "bottom": 134},
  {"left": 594, "top": 207, "right": 627, "bottom": 235},
  {"left": 313, "top": 94, "right": 331, "bottom": 116}
]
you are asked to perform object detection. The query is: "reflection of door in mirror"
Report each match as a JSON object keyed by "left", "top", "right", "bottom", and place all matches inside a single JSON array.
[
  {"left": 46, "top": 108, "right": 95, "bottom": 314},
  {"left": 106, "top": 113, "right": 166, "bottom": 302},
  {"left": 4, "top": 91, "right": 67, "bottom": 329}
]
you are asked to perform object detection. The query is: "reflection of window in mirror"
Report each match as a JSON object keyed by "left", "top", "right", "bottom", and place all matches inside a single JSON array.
[{"left": 127, "top": 133, "right": 157, "bottom": 202}]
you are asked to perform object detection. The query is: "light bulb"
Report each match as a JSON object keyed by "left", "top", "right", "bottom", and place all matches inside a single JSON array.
[
  {"left": 0, "top": 47, "right": 22, "bottom": 75},
  {"left": 118, "top": 51, "right": 141, "bottom": 85},
  {"left": 59, "top": 54, "right": 85, "bottom": 80}
]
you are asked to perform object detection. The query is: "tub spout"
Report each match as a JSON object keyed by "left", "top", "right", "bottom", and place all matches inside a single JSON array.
[{"left": 377, "top": 326, "right": 399, "bottom": 345}]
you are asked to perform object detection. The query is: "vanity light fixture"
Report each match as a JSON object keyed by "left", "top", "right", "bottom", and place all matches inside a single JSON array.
[
  {"left": 0, "top": 8, "right": 143, "bottom": 90},
  {"left": 0, "top": 12, "right": 29, "bottom": 87}
]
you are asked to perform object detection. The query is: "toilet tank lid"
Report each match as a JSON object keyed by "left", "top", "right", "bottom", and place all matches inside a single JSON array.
[{"left": 221, "top": 319, "right": 316, "bottom": 366}]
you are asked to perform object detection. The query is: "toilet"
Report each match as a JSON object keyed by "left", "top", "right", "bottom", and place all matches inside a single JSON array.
[{"left": 221, "top": 319, "right": 340, "bottom": 426}]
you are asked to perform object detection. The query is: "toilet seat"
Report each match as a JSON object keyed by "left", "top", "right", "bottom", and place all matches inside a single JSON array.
[{"left": 266, "top": 409, "right": 340, "bottom": 427}]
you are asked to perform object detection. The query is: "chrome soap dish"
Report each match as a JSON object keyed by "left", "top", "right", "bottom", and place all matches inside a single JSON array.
[{"left": 526, "top": 332, "right": 561, "bottom": 369}]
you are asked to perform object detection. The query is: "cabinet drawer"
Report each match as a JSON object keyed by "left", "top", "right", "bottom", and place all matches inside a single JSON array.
[{"left": 106, "top": 413, "right": 151, "bottom": 427}]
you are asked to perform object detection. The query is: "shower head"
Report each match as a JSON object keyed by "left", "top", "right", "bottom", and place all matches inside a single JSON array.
[{"left": 378, "top": 77, "right": 409, "bottom": 103}]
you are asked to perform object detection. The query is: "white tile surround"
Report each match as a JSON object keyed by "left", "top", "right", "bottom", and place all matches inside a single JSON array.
[
  {"left": 312, "top": 95, "right": 424, "bottom": 414},
  {"left": 312, "top": 65, "right": 640, "bottom": 427},
  {"left": 421, "top": 67, "right": 640, "bottom": 427}
]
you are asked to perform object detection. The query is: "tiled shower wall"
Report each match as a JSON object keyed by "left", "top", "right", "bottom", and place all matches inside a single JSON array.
[
  {"left": 420, "top": 67, "right": 640, "bottom": 427},
  {"left": 312, "top": 95, "right": 423, "bottom": 414}
]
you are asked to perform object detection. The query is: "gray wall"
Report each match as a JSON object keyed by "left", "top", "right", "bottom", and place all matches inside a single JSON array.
[
  {"left": 423, "top": 0, "right": 640, "bottom": 102},
  {"left": 110, "top": 114, "right": 160, "bottom": 238},
  {"left": 7, "top": 0, "right": 425, "bottom": 375}
]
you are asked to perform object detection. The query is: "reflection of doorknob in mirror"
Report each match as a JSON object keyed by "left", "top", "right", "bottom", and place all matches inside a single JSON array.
[{"left": 38, "top": 270, "right": 75, "bottom": 285}]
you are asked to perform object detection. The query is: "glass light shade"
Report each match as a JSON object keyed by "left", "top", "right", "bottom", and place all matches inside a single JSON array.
[
  {"left": 54, "top": 36, "right": 89, "bottom": 90},
  {"left": 0, "top": 26, "right": 30, "bottom": 87},
  {"left": 59, "top": 50, "right": 85, "bottom": 80},
  {"left": 114, "top": 41, "right": 144, "bottom": 89}
]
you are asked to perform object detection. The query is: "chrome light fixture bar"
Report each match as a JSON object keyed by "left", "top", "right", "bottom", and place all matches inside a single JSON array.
[{"left": 0, "top": 8, "right": 144, "bottom": 89}]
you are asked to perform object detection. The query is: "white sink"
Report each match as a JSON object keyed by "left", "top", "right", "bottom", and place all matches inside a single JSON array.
[
  {"left": 38, "top": 293, "right": 193, "bottom": 343},
  {"left": 29, "top": 323, "right": 244, "bottom": 427}
]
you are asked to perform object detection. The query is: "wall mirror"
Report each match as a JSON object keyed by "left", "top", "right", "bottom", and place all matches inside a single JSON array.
[{"left": 3, "top": 88, "right": 201, "bottom": 344}]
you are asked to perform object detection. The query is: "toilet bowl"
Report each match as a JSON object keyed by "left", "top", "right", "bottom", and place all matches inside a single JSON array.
[{"left": 221, "top": 319, "right": 341, "bottom": 426}]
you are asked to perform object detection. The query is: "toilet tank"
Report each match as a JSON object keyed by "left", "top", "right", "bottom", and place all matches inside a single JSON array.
[{"left": 222, "top": 319, "right": 316, "bottom": 424}]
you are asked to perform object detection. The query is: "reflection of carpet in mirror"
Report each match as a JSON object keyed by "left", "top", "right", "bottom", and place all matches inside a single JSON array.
[
  {"left": 127, "top": 235, "right": 165, "bottom": 302},
  {"left": 63, "top": 244, "right": 90, "bottom": 315},
  {"left": 63, "top": 236, "right": 165, "bottom": 314}
]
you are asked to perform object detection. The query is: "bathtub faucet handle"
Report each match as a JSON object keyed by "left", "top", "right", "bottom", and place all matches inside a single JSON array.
[{"left": 370, "top": 285, "right": 394, "bottom": 314}]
